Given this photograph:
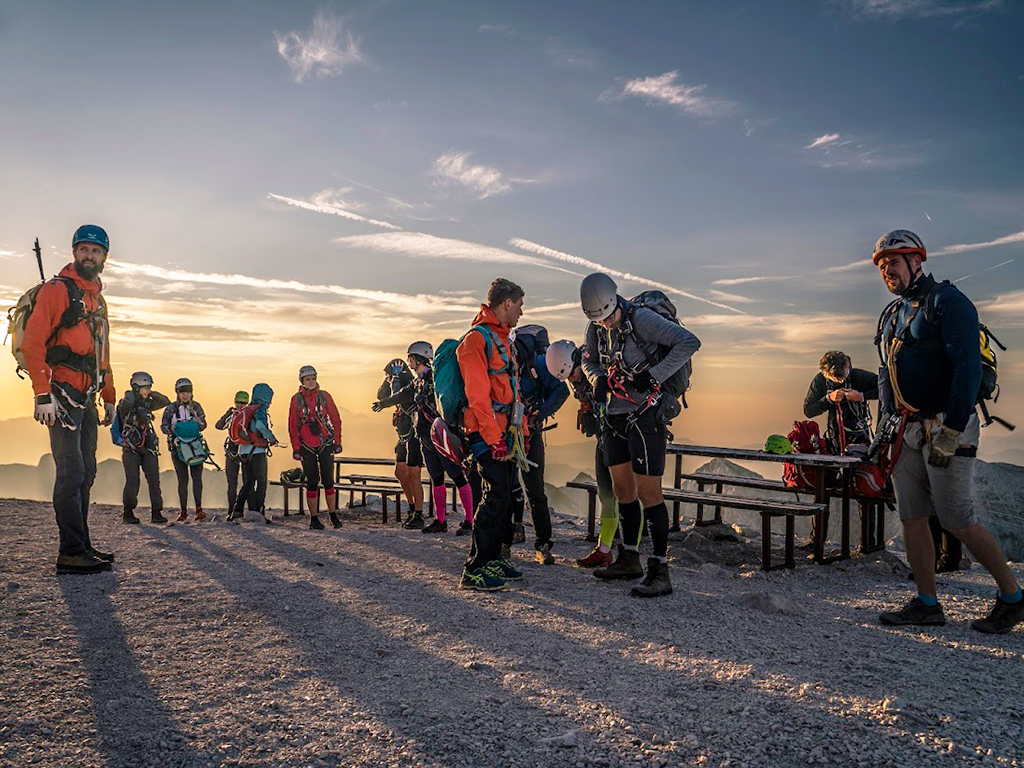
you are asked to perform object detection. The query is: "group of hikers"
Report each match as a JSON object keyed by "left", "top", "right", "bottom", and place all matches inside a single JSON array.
[{"left": 14, "top": 223, "right": 1024, "bottom": 635}]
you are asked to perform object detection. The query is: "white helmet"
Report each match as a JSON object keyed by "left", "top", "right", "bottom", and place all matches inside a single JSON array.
[
  {"left": 872, "top": 229, "right": 926, "bottom": 265},
  {"left": 580, "top": 273, "right": 619, "bottom": 321},
  {"left": 174, "top": 377, "right": 192, "bottom": 392},
  {"left": 131, "top": 371, "right": 154, "bottom": 389},
  {"left": 298, "top": 365, "right": 317, "bottom": 380},
  {"left": 407, "top": 341, "right": 434, "bottom": 361},
  {"left": 546, "top": 340, "right": 578, "bottom": 381}
]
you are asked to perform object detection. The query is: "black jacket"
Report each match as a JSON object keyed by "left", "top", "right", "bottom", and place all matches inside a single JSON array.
[{"left": 803, "top": 368, "right": 878, "bottom": 451}]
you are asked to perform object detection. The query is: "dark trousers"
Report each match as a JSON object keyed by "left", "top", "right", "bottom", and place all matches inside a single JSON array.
[
  {"left": 171, "top": 451, "right": 203, "bottom": 510},
  {"left": 300, "top": 445, "right": 335, "bottom": 491},
  {"left": 509, "top": 435, "right": 553, "bottom": 548},
  {"left": 465, "top": 449, "right": 516, "bottom": 571},
  {"left": 225, "top": 451, "right": 240, "bottom": 511},
  {"left": 48, "top": 401, "right": 99, "bottom": 555},
  {"left": 234, "top": 452, "right": 268, "bottom": 514},
  {"left": 123, "top": 449, "right": 163, "bottom": 514}
]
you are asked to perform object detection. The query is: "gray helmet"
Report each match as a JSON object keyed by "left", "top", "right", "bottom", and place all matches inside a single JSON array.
[
  {"left": 131, "top": 371, "right": 154, "bottom": 389},
  {"left": 407, "top": 341, "right": 434, "bottom": 361},
  {"left": 580, "top": 273, "right": 619, "bottom": 321},
  {"left": 872, "top": 229, "right": 926, "bottom": 265},
  {"left": 546, "top": 340, "right": 578, "bottom": 381},
  {"left": 298, "top": 365, "right": 317, "bottom": 380},
  {"left": 174, "top": 377, "right": 193, "bottom": 392}
]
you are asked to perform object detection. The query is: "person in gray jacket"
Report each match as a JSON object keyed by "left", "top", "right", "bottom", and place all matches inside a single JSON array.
[
  {"left": 161, "top": 377, "right": 208, "bottom": 522},
  {"left": 580, "top": 273, "right": 701, "bottom": 598}
]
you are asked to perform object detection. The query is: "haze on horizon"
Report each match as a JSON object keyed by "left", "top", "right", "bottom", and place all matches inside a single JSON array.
[{"left": 2, "top": 0, "right": 1022, "bottom": 463}]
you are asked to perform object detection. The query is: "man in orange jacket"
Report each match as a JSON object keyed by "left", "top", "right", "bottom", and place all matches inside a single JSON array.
[
  {"left": 457, "top": 278, "right": 530, "bottom": 591},
  {"left": 22, "top": 225, "right": 116, "bottom": 575}
]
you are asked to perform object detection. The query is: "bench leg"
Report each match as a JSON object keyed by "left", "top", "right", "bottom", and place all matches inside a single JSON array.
[
  {"left": 283, "top": 486, "right": 289, "bottom": 516},
  {"left": 696, "top": 480, "right": 704, "bottom": 526},
  {"left": 785, "top": 515, "right": 795, "bottom": 569},
  {"left": 586, "top": 490, "right": 597, "bottom": 542},
  {"left": 671, "top": 454, "right": 682, "bottom": 532},
  {"left": 761, "top": 512, "right": 771, "bottom": 571},
  {"left": 427, "top": 482, "right": 435, "bottom": 517},
  {"left": 714, "top": 481, "right": 723, "bottom": 524},
  {"left": 395, "top": 493, "right": 402, "bottom": 523},
  {"left": 841, "top": 469, "right": 851, "bottom": 559},
  {"left": 382, "top": 494, "right": 388, "bottom": 525},
  {"left": 859, "top": 501, "right": 870, "bottom": 553}
]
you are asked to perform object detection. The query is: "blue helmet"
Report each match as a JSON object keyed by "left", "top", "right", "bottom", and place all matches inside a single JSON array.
[{"left": 72, "top": 224, "right": 109, "bottom": 252}]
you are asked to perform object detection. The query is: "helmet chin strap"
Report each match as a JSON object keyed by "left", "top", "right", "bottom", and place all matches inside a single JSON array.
[{"left": 896, "top": 255, "right": 925, "bottom": 296}]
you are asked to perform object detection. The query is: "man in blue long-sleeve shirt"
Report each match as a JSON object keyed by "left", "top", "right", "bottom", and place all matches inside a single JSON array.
[{"left": 873, "top": 229, "right": 1022, "bottom": 635}]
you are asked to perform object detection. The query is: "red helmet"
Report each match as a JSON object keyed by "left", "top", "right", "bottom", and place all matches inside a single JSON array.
[
  {"left": 854, "top": 464, "right": 889, "bottom": 498},
  {"left": 872, "top": 229, "right": 926, "bottom": 265},
  {"left": 431, "top": 417, "right": 464, "bottom": 464}
]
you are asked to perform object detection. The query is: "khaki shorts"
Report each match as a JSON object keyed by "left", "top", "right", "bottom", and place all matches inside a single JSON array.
[{"left": 891, "top": 413, "right": 979, "bottom": 530}]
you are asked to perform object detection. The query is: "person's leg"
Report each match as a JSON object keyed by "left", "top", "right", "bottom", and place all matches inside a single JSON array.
[
  {"left": 190, "top": 462, "right": 204, "bottom": 510},
  {"left": 122, "top": 449, "right": 142, "bottom": 520},
  {"left": 142, "top": 451, "right": 165, "bottom": 521},
  {"left": 319, "top": 449, "right": 340, "bottom": 527},
  {"left": 524, "top": 436, "right": 553, "bottom": 549},
  {"left": 79, "top": 402, "right": 98, "bottom": 547},
  {"left": 467, "top": 464, "right": 482, "bottom": 516},
  {"left": 234, "top": 455, "right": 254, "bottom": 515},
  {"left": 172, "top": 453, "right": 189, "bottom": 513},
  {"left": 596, "top": 444, "right": 619, "bottom": 550},
  {"left": 464, "top": 452, "right": 515, "bottom": 572},
  {"left": 48, "top": 420, "right": 89, "bottom": 555},
  {"left": 226, "top": 453, "right": 239, "bottom": 512},
  {"left": 253, "top": 453, "right": 269, "bottom": 513},
  {"left": 506, "top": 477, "right": 524, "bottom": 547},
  {"left": 422, "top": 442, "right": 448, "bottom": 524},
  {"left": 301, "top": 447, "right": 321, "bottom": 518}
]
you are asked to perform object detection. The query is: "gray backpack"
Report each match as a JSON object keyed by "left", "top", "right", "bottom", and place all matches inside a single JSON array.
[{"left": 624, "top": 290, "right": 693, "bottom": 419}]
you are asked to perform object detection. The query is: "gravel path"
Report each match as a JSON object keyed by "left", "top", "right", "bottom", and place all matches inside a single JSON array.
[{"left": 1, "top": 498, "right": 1022, "bottom": 768}]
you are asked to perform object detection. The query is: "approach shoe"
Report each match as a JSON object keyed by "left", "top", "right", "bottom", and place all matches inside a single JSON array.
[
  {"left": 535, "top": 543, "right": 555, "bottom": 566},
  {"left": 460, "top": 566, "right": 507, "bottom": 592},
  {"left": 576, "top": 546, "right": 614, "bottom": 569},
  {"left": 329, "top": 512, "right": 343, "bottom": 529},
  {"left": 175, "top": 510, "right": 188, "bottom": 523},
  {"left": 56, "top": 552, "right": 112, "bottom": 575},
  {"left": 309, "top": 515, "right": 325, "bottom": 530},
  {"left": 484, "top": 559, "right": 523, "bottom": 582},
  {"left": 194, "top": 509, "right": 207, "bottom": 522},
  {"left": 971, "top": 594, "right": 1024, "bottom": 635},
  {"left": 512, "top": 522, "right": 526, "bottom": 544},
  {"left": 879, "top": 597, "right": 947, "bottom": 627},
  {"left": 402, "top": 511, "right": 425, "bottom": 530},
  {"left": 87, "top": 548, "right": 115, "bottom": 563},
  {"left": 422, "top": 519, "right": 447, "bottom": 533},
  {"left": 500, "top": 543, "right": 512, "bottom": 560},
  {"left": 122, "top": 511, "right": 140, "bottom": 525},
  {"left": 594, "top": 547, "right": 644, "bottom": 581},
  {"left": 631, "top": 558, "right": 673, "bottom": 598},
  {"left": 150, "top": 510, "right": 167, "bottom": 524},
  {"left": 456, "top": 521, "right": 473, "bottom": 536}
]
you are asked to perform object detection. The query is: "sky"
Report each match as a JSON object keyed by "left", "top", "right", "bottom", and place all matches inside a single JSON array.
[{"left": 1, "top": 0, "right": 1023, "bottom": 463}]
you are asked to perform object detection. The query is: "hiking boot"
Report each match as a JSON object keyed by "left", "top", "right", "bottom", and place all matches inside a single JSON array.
[
  {"left": 460, "top": 566, "right": 507, "bottom": 592},
  {"left": 150, "top": 510, "right": 167, "bottom": 524},
  {"left": 422, "top": 519, "right": 447, "bottom": 533},
  {"left": 193, "top": 509, "right": 207, "bottom": 522},
  {"left": 329, "top": 512, "right": 342, "bottom": 529},
  {"left": 535, "top": 543, "right": 555, "bottom": 566},
  {"left": 500, "top": 543, "right": 511, "bottom": 560},
  {"left": 512, "top": 522, "right": 526, "bottom": 544},
  {"left": 576, "top": 546, "right": 614, "bottom": 569},
  {"left": 879, "top": 597, "right": 947, "bottom": 627},
  {"left": 309, "top": 515, "right": 325, "bottom": 530},
  {"left": 456, "top": 520, "right": 473, "bottom": 536},
  {"left": 594, "top": 547, "right": 644, "bottom": 580},
  {"left": 631, "top": 558, "right": 673, "bottom": 598},
  {"left": 402, "top": 511, "right": 424, "bottom": 530},
  {"left": 122, "top": 511, "right": 140, "bottom": 525},
  {"left": 484, "top": 559, "right": 524, "bottom": 582},
  {"left": 176, "top": 510, "right": 188, "bottom": 523},
  {"left": 56, "top": 552, "right": 112, "bottom": 575},
  {"left": 971, "top": 594, "right": 1024, "bottom": 635},
  {"left": 87, "top": 548, "right": 115, "bottom": 563}
]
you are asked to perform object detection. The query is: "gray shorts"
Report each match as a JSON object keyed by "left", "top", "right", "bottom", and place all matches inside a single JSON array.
[{"left": 891, "top": 413, "right": 979, "bottom": 530}]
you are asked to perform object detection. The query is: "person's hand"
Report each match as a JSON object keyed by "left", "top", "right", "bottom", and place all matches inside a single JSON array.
[
  {"left": 843, "top": 390, "right": 864, "bottom": 403},
  {"left": 34, "top": 394, "right": 57, "bottom": 427},
  {"left": 293, "top": 450, "right": 301, "bottom": 461},
  {"left": 371, "top": 401, "right": 384, "bottom": 413},
  {"left": 101, "top": 402, "right": 115, "bottom": 426},
  {"left": 827, "top": 389, "right": 846, "bottom": 403},
  {"left": 490, "top": 441, "right": 510, "bottom": 461},
  {"left": 593, "top": 376, "right": 609, "bottom": 403},
  {"left": 631, "top": 370, "right": 657, "bottom": 393},
  {"left": 333, "top": 443, "right": 342, "bottom": 454},
  {"left": 928, "top": 426, "right": 961, "bottom": 469}
]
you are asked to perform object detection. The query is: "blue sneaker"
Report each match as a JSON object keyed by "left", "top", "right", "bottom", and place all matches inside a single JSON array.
[
  {"left": 484, "top": 559, "right": 524, "bottom": 582},
  {"left": 460, "top": 566, "right": 507, "bottom": 592}
]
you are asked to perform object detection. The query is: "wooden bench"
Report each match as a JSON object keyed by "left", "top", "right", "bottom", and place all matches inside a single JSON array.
[
  {"left": 566, "top": 479, "right": 827, "bottom": 571},
  {"left": 671, "top": 472, "right": 799, "bottom": 528},
  {"left": 269, "top": 479, "right": 404, "bottom": 525},
  {"left": 338, "top": 473, "right": 461, "bottom": 518}
]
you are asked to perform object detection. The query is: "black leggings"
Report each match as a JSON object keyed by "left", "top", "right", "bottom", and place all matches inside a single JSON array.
[
  {"left": 123, "top": 449, "right": 162, "bottom": 514},
  {"left": 171, "top": 452, "right": 203, "bottom": 510},
  {"left": 234, "top": 453, "right": 268, "bottom": 514},
  {"left": 420, "top": 437, "right": 466, "bottom": 487},
  {"left": 300, "top": 446, "right": 335, "bottom": 492}
]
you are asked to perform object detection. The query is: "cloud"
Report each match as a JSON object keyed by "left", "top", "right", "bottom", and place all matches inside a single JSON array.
[
  {"left": 824, "top": 259, "right": 873, "bottom": 274},
  {"left": 508, "top": 238, "right": 744, "bottom": 314},
  {"left": 268, "top": 192, "right": 400, "bottom": 230},
  {"left": 742, "top": 117, "right": 778, "bottom": 137},
  {"left": 477, "top": 23, "right": 515, "bottom": 36},
  {"left": 602, "top": 71, "right": 733, "bottom": 119},
  {"left": 275, "top": 9, "right": 366, "bottom": 83},
  {"left": 0, "top": 249, "right": 22, "bottom": 259},
  {"left": 954, "top": 258, "right": 1015, "bottom": 283},
  {"left": 334, "top": 232, "right": 581, "bottom": 276},
  {"left": 711, "top": 275, "right": 796, "bottom": 286},
  {"left": 707, "top": 289, "right": 757, "bottom": 304},
  {"left": 431, "top": 151, "right": 513, "bottom": 199},
  {"left": 544, "top": 38, "right": 598, "bottom": 71},
  {"left": 840, "top": 0, "right": 1003, "bottom": 19},
  {"left": 932, "top": 229, "right": 1024, "bottom": 257},
  {"left": 805, "top": 133, "right": 844, "bottom": 149}
]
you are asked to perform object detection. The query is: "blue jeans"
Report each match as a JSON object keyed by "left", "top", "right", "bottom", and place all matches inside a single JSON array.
[{"left": 48, "top": 400, "right": 98, "bottom": 555}]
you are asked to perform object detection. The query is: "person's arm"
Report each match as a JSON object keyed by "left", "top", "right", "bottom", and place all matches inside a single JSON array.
[
  {"left": 803, "top": 374, "right": 830, "bottom": 418},
  {"left": 98, "top": 297, "right": 115, "bottom": 407},
  {"left": 376, "top": 379, "right": 391, "bottom": 401},
  {"left": 255, "top": 409, "right": 277, "bottom": 444},
  {"left": 633, "top": 309, "right": 701, "bottom": 384},
  {"left": 149, "top": 391, "right": 172, "bottom": 412},
  {"left": 535, "top": 358, "right": 570, "bottom": 421},
  {"left": 20, "top": 281, "right": 66, "bottom": 399},
  {"left": 215, "top": 408, "right": 234, "bottom": 430},
  {"left": 581, "top": 322, "right": 606, "bottom": 390},
  {"left": 116, "top": 392, "right": 135, "bottom": 423},
  {"left": 457, "top": 330, "right": 502, "bottom": 446},
  {"left": 192, "top": 401, "right": 207, "bottom": 430},
  {"left": 160, "top": 404, "right": 174, "bottom": 435},
  {"left": 324, "top": 392, "right": 343, "bottom": 448},
  {"left": 936, "top": 289, "right": 983, "bottom": 433},
  {"left": 849, "top": 368, "right": 879, "bottom": 402},
  {"left": 287, "top": 394, "right": 301, "bottom": 448},
  {"left": 376, "top": 382, "right": 415, "bottom": 408}
]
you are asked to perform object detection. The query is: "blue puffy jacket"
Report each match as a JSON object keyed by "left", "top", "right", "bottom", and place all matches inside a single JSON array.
[{"left": 519, "top": 352, "right": 569, "bottom": 423}]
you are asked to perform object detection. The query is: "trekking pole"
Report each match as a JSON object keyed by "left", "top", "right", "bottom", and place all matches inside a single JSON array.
[{"left": 33, "top": 238, "right": 44, "bottom": 282}]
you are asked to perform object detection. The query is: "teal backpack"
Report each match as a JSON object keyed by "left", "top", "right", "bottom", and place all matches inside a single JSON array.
[
  {"left": 432, "top": 325, "right": 515, "bottom": 428},
  {"left": 173, "top": 420, "right": 218, "bottom": 468}
]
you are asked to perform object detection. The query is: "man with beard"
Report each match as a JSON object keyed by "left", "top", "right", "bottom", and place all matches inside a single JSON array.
[{"left": 22, "top": 225, "right": 116, "bottom": 574}]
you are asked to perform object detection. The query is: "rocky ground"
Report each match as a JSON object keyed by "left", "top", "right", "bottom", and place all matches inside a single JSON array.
[{"left": 1, "top": 498, "right": 1022, "bottom": 768}]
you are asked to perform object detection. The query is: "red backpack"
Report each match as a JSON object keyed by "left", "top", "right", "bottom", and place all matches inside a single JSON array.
[
  {"left": 228, "top": 403, "right": 269, "bottom": 447},
  {"left": 783, "top": 420, "right": 828, "bottom": 492}
]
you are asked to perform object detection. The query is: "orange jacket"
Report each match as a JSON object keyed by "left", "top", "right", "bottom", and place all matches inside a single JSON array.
[
  {"left": 21, "top": 263, "right": 115, "bottom": 404},
  {"left": 456, "top": 305, "right": 527, "bottom": 446}
]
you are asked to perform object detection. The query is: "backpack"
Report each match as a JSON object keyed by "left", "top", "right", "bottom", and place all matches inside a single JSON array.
[
  {"left": 876, "top": 280, "right": 1013, "bottom": 430},
  {"left": 6, "top": 276, "right": 89, "bottom": 379},
  {"left": 433, "top": 325, "right": 514, "bottom": 428},
  {"left": 280, "top": 467, "right": 305, "bottom": 485},
  {"left": 111, "top": 404, "right": 151, "bottom": 451},
  {"left": 293, "top": 390, "right": 335, "bottom": 443},
  {"left": 782, "top": 420, "right": 829, "bottom": 492},
  {"left": 173, "top": 419, "right": 215, "bottom": 467},
  {"left": 228, "top": 403, "right": 269, "bottom": 447},
  {"left": 111, "top": 410, "right": 125, "bottom": 447}
]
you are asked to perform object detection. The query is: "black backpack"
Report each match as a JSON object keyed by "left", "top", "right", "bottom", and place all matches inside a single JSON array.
[
  {"left": 513, "top": 324, "right": 550, "bottom": 385},
  {"left": 618, "top": 291, "right": 694, "bottom": 418}
]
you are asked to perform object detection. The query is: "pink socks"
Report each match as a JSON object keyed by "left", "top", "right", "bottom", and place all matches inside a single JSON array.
[
  {"left": 432, "top": 484, "right": 448, "bottom": 523},
  {"left": 457, "top": 484, "right": 474, "bottom": 524}
]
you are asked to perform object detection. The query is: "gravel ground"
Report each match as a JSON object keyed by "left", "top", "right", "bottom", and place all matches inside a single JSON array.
[{"left": 1, "top": 498, "right": 1022, "bottom": 768}]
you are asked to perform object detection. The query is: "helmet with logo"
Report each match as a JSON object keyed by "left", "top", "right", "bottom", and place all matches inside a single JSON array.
[
  {"left": 872, "top": 229, "right": 926, "bottom": 265},
  {"left": 546, "top": 340, "right": 579, "bottom": 381},
  {"left": 580, "top": 273, "right": 619, "bottom": 322},
  {"left": 130, "top": 371, "right": 154, "bottom": 390},
  {"left": 175, "top": 377, "right": 193, "bottom": 392},
  {"left": 384, "top": 358, "right": 408, "bottom": 377},
  {"left": 72, "top": 224, "right": 109, "bottom": 252},
  {"left": 407, "top": 341, "right": 434, "bottom": 362},
  {"left": 298, "top": 365, "right": 317, "bottom": 381}
]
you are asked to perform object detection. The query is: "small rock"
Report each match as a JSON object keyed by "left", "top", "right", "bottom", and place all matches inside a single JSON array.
[{"left": 539, "top": 730, "right": 578, "bottom": 748}]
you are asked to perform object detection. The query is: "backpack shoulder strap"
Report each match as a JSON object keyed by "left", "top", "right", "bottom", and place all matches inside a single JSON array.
[
  {"left": 874, "top": 298, "right": 900, "bottom": 363},
  {"left": 923, "top": 280, "right": 954, "bottom": 326}
]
